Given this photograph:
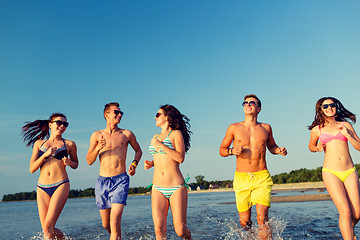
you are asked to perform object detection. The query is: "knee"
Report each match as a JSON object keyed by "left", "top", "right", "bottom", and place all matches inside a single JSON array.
[
  {"left": 174, "top": 225, "right": 190, "bottom": 238},
  {"left": 239, "top": 219, "right": 252, "bottom": 230},
  {"left": 102, "top": 222, "right": 111, "bottom": 233},
  {"left": 257, "top": 214, "right": 268, "bottom": 225}
]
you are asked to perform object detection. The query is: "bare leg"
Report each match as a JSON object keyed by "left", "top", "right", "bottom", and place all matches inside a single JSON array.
[
  {"left": 152, "top": 188, "right": 170, "bottom": 240},
  {"left": 256, "top": 204, "right": 271, "bottom": 240},
  {"left": 169, "top": 186, "right": 191, "bottom": 239},
  {"left": 37, "top": 182, "right": 69, "bottom": 239},
  {"left": 344, "top": 172, "right": 360, "bottom": 240},
  {"left": 99, "top": 208, "right": 111, "bottom": 234},
  {"left": 238, "top": 208, "right": 252, "bottom": 235},
  {"left": 109, "top": 203, "right": 125, "bottom": 240},
  {"left": 323, "top": 171, "right": 354, "bottom": 240}
]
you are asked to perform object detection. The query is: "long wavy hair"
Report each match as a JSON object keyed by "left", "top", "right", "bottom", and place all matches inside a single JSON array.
[
  {"left": 308, "top": 97, "right": 356, "bottom": 130},
  {"left": 160, "top": 104, "right": 192, "bottom": 153},
  {"left": 21, "top": 113, "right": 67, "bottom": 146}
]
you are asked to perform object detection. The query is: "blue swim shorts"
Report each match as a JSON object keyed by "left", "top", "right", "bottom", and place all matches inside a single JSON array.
[{"left": 95, "top": 172, "right": 130, "bottom": 210}]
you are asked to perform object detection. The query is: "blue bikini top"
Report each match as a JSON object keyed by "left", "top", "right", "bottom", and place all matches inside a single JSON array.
[
  {"left": 38, "top": 139, "right": 68, "bottom": 160},
  {"left": 149, "top": 130, "right": 175, "bottom": 155}
]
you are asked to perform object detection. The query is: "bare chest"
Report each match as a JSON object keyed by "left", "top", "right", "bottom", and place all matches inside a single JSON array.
[{"left": 233, "top": 127, "right": 269, "bottom": 147}]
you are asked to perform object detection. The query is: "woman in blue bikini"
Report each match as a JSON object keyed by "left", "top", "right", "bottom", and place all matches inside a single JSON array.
[
  {"left": 309, "top": 97, "right": 360, "bottom": 240},
  {"left": 22, "top": 113, "right": 79, "bottom": 239},
  {"left": 145, "top": 104, "right": 192, "bottom": 240}
]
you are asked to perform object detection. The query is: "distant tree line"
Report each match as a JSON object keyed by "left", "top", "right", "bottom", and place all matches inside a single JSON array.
[{"left": 3, "top": 164, "right": 360, "bottom": 202}]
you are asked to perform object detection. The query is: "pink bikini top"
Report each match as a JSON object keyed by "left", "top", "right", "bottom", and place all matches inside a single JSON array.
[{"left": 319, "top": 125, "right": 348, "bottom": 144}]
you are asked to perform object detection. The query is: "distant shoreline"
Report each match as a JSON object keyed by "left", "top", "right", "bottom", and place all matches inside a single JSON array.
[
  {"left": 1, "top": 182, "right": 330, "bottom": 203},
  {"left": 188, "top": 181, "right": 330, "bottom": 203}
]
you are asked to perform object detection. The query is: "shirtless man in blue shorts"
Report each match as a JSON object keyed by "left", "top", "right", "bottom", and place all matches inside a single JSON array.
[
  {"left": 219, "top": 94, "right": 287, "bottom": 240},
  {"left": 87, "top": 102, "right": 142, "bottom": 240}
]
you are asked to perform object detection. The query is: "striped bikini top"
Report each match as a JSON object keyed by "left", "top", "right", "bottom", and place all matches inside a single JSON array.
[{"left": 149, "top": 130, "right": 175, "bottom": 155}]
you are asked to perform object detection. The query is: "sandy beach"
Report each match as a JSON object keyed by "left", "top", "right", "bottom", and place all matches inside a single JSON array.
[{"left": 190, "top": 181, "right": 331, "bottom": 203}]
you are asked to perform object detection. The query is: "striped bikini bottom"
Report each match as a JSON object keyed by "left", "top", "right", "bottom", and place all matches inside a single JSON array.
[{"left": 152, "top": 183, "right": 185, "bottom": 199}]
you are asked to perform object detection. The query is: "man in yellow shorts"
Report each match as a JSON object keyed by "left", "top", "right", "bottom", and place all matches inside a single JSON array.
[{"left": 219, "top": 94, "right": 287, "bottom": 240}]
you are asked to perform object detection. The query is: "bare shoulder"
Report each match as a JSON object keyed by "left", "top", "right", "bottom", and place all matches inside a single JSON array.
[
  {"left": 309, "top": 125, "right": 320, "bottom": 136},
  {"left": 92, "top": 130, "right": 103, "bottom": 137},
  {"left": 259, "top": 122, "right": 271, "bottom": 131},
  {"left": 121, "top": 129, "right": 135, "bottom": 138},
  {"left": 230, "top": 122, "right": 245, "bottom": 129},
  {"left": 64, "top": 139, "right": 76, "bottom": 148},
  {"left": 170, "top": 129, "right": 182, "bottom": 138},
  {"left": 33, "top": 139, "right": 45, "bottom": 148}
]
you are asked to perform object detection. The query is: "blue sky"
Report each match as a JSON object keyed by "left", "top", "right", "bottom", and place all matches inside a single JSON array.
[{"left": 1, "top": 0, "right": 360, "bottom": 198}]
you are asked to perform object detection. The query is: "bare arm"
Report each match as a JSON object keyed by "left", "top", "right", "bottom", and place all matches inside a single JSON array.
[
  {"left": 219, "top": 125, "right": 235, "bottom": 157},
  {"left": 151, "top": 130, "right": 185, "bottom": 163},
  {"left": 86, "top": 131, "right": 104, "bottom": 165},
  {"left": 340, "top": 122, "right": 360, "bottom": 151},
  {"left": 128, "top": 132, "right": 142, "bottom": 176},
  {"left": 29, "top": 140, "right": 55, "bottom": 173},
  {"left": 63, "top": 140, "right": 79, "bottom": 169},
  {"left": 266, "top": 125, "right": 287, "bottom": 156},
  {"left": 308, "top": 127, "right": 324, "bottom": 152}
]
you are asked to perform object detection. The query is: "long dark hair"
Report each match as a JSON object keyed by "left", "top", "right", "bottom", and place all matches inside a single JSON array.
[
  {"left": 308, "top": 97, "right": 356, "bottom": 130},
  {"left": 160, "top": 104, "right": 192, "bottom": 153},
  {"left": 21, "top": 113, "right": 67, "bottom": 146}
]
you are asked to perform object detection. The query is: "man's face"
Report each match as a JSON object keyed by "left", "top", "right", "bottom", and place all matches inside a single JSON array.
[
  {"left": 242, "top": 97, "right": 261, "bottom": 115},
  {"left": 106, "top": 106, "right": 123, "bottom": 123}
]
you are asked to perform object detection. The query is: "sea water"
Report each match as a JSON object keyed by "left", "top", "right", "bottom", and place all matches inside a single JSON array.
[{"left": 0, "top": 191, "right": 346, "bottom": 239}]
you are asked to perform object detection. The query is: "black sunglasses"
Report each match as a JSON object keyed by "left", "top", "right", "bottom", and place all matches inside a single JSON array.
[
  {"left": 321, "top": 103, "right": 336, "bottom": 109},
  {"left": 242, "top": 101, "right": 258, "bottom": 107},
  {"left": 114, "top": 110, "right": 124, "bottom": 115},
  {"left": 155, "top": 112, "right": 164, "bottom": 118},
  {"left": 52, "top": 120, "right": 69, "bottom": 127}
]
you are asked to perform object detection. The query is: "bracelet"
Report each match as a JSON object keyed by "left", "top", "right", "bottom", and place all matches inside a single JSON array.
[
  {"left": 131, "top": 160, "right": 138, "bottom": 167},
  {"left": 227, "top": 148, "right": 233, "bottom": 156}
]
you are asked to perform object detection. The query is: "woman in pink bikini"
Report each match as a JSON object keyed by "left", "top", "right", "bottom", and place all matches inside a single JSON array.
[
  {"left": 21, "top": 113, "right": 79, "bottom": 239},
  {"left": 309, "top": 97, "right": 360, "bottom": 240},
  {"left": 144, "top": 104, "right": 192, "bottom": 240}
]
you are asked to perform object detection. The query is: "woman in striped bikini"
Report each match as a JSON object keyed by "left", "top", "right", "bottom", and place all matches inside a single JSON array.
[
  {"left": 145, "top": 104, "right": 192, "bottom": 240},
  {"left": 308, "top": 97, "right": 360, "bottom": 240},
  {"left": 21, "top": 113, "right": 78, "bottom": 239}
]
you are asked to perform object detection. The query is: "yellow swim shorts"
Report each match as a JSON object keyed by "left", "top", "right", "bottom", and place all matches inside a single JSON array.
[{"left": 233, "top": 170, "right": 273, "bottom": 212}]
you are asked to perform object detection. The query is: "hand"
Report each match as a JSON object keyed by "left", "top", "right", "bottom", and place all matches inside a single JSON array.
[
  {"left": 45, "top": 146, "right": 57, "bottom": 158},
  {"left": 151, "top": 138, "right": 161, "bottom": 148},
  {"left": 128, "top": 164, "right": 136, "bottom": 176},
  {"left": 232, "top": 146, "right": 243, "bottom": 155},
  {"left": 316, "top": 142, "right": 326, "bottom": 152},
  {"left": 144, "top": 160, "right": 154, "bottom": 170},
  {"left": 278, "top": 147, "right": 287, "bottom": 156},
  {"left": 339, "top": 125, "right": 350, "bottom": 137},
  {"left": 97, "top": 135, "right": 106, "bottom": 151},
  {"left": 62, "top": 156, "right": 71, "bottom": 166}
]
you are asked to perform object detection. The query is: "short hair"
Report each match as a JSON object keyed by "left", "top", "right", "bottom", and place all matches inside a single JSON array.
[
  {"left": 103, "top": 102, "right": 120, "bottom": 119},
  {"left": 244, "top": 94, "right": 261, "bottom": 107}
]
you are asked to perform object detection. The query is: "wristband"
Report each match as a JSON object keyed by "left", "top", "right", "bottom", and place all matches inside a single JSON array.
[
  {"left": 131, "top": 160, "right": 138, "bottom": 167},
  {"left": 227, "top": 148, "right": 233, "bottom": 156}
]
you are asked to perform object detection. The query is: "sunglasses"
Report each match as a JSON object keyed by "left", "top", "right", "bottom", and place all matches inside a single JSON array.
[
  {"left": 321, "top": 103, "right": 336, "bottom": 109},
  {"left": 113, "top": 110, "right": 124, "bottom": 115},
  {"left": 242, "top": 101, "right": 258, "bottom": 107},
  {"left": 155, "top": 112, "right": 164, "bottom": 118},
  {"left": 52, "top": 120, "right": 69, "bottom": 127}
]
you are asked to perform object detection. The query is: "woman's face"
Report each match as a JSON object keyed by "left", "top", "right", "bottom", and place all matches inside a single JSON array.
[
  {"left": 155, "top": 109, "right": 167, "bottom": 127},
  {"left": 49, "top": 116, "right": 68, "bottom": 135},
  {"left": 321, "top": 99, "right": 336, "bottom": 118}
]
